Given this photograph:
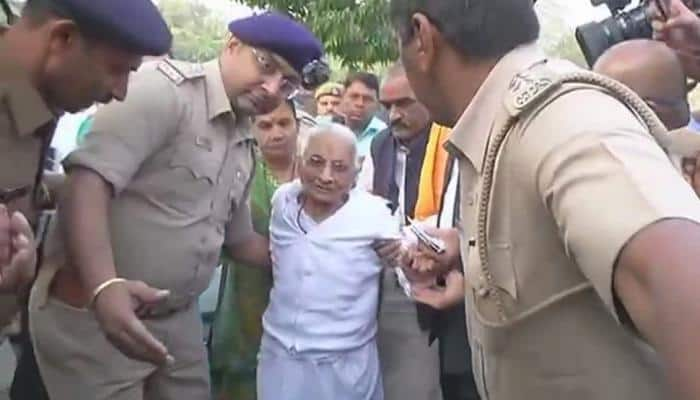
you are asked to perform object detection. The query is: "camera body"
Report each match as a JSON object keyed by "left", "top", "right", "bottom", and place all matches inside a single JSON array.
[
  {"left": 575, "top": 0, "right": 654, "bottom": 67},
  {"left": 576, "top": 0, "right": 700, "bottom": 67}
]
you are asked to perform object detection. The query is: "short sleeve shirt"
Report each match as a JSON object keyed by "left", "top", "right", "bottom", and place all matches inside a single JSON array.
[
  {"left": 0, "top": 39, "right": 56, "bottom": 224},
  {"left": 446, "top": 43, "right": 700, "bottom": 399},
  {"left": 63, "top": 59, "right": 255, "bottom": 304}
]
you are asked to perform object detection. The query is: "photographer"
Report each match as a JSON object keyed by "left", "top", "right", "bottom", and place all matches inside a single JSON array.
[{"left": 652, "top": 0, "right": 700, "bottom": 80}]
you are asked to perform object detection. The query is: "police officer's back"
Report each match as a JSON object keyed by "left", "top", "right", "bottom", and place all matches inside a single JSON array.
[{"left": 388, "top": 0, "right": 700, "bottom": 399}]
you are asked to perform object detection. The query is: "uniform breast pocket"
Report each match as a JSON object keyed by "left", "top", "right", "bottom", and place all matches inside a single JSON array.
[
  {"left": 164, "top": 139, "right": 222, "bottom": 216},
  {"left": 219, "top": 141, "right": 255, "bottom": 216},
  {"left": 488, "top": 242, "right": 517, "bottom": 301},
  {"left": 471, "top": 241, "right": 519, "bottom": 325}
]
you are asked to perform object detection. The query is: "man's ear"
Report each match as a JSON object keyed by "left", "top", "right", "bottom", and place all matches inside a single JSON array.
[
  {"left": 410, "top": 13, "right": 440, "bottom": 75},
  {"left": 45, "top": 19, "right": 82, "bottom": 55},
  {"left": 224, "top": 34, "right": 243, "bottom": 54}
]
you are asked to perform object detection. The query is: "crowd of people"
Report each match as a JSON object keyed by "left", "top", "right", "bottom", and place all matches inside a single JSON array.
[{"left": 4, "top": 0, "right": 700, "bottom": 400}]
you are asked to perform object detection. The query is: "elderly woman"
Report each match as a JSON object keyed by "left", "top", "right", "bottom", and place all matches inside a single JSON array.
[
  {"left": 210, "top": 99, "right": 300, "bottom": 400},
  {"left": 257, "top": 123, "right": 400, "bottom": 400}
]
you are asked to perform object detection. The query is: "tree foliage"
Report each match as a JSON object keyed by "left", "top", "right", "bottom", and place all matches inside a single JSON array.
[
  {"left": 239, "top": 0, "right": 397, "bottom": 68},
  {"left": 160, "top": 0, "right": 227, "bottom": 62}
]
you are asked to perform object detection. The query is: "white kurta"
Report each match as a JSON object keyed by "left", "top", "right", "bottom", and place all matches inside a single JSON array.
[{"left": 258, "top": 181, "right": 400, "bottom": 400}]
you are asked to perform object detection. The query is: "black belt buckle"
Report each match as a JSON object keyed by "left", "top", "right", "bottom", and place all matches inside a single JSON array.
[{"left": 0, "top": 185, "right": 30, "bottom": 203}]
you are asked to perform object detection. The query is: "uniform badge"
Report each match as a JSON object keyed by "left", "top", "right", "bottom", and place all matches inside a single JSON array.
[{"left": 503, "top": 63, "right": 560, "bottom": 117}]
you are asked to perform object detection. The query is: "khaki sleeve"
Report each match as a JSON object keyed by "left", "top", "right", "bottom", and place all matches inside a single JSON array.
[
  {"left": 225, "top": 199, "right": 254, "bottom": 245},
  {"left": 62, "top": 68, "right": 181, "bottom": 195},
  {"left": 518, "top": 89, "right": 700, "bottom": 320}
]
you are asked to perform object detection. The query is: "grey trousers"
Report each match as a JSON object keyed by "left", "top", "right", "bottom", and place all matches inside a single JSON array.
[
  {"left": 257, "top": 334, "right": 383, "bottom": 400},
  {"left": 378, "top": 272, "right": 443, "bottom": 400},
  {"left": 30, "top": 297, "right": 210, "bottom": 400}
]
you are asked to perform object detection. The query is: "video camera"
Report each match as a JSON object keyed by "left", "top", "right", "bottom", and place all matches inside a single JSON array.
[
  {"left": 576, "top": 0, "right": 664, "bottom": 67},
  {"left": 576, "top": 0, "right": 700, "bottom": 67}
]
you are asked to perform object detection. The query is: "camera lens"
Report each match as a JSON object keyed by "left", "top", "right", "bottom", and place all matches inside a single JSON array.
[{"left": 575, "top": 4, "right": 652, "bottom": 66}]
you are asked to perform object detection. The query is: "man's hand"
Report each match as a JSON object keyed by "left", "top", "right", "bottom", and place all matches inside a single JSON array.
[
  {"left": 0, "top": 205, "right": 36, "bottom": 294},
  {"left": 652, "top": 0, "right": 700, "bottom": 80},
  {"left": 681, "top": 152, "right": 700, "bottom": 197},
  {"left": 405, "top": 227, "right": 461, "bottom": 274},
  {"left": 93, "top": 280, "right": 173, "bottom": 365},
  {"left": 412, "top": 270, "right": 465, "bottom": 310},
  {"left": 372, "top": 239, "right": 403, "bottom": 268}
]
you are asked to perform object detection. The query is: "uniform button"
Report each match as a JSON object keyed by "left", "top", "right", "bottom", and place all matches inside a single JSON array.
[
  {"left": 236, "top": 170, "right": 243, "bottom": 179},
  {"left": 229, "top": 189, "right": 236, "bottom": 199},
  {"left": 478, "top": 287, "right": 491, "bottom": 298},
  {"left": 304, "top": 270, "right": 312, "bottom": 277}
]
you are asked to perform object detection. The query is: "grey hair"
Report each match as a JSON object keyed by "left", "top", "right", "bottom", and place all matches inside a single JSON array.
[{"left": 302, "top": 122, "right": 360, "bottom": 167}]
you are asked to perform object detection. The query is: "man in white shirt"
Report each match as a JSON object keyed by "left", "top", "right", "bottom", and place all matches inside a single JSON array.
[{"left": 258, "top": 123, "right": 401, "bottom": 400}]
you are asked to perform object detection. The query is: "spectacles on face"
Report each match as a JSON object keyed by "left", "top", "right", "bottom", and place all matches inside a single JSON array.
[{"left": 250, "top": 47, "right": 301, "bottom": 99}]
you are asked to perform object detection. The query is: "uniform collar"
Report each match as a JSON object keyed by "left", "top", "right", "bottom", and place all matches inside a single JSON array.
[
  {"left": 0, "top": 39, "right": 55, "bottom": 137},
  {"left": 203, "top": 59, "right": 234, "bottom": 121},
  {"left": 446, "top": 42, "right": 546, "bottom": 173}
]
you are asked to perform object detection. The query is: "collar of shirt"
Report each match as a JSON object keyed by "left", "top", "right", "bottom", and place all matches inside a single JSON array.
[
  {"left": 359, "top": 116, "right": 388, "bottom": 141},
  {"left": 203, "top": 59, "right": 234, "bottom": 121},
  {"left": 0, "top": 39, "right": 55, "bottom": 137},
  {"left": 446, "top": 42, "right": 546, "bottom": 173}
]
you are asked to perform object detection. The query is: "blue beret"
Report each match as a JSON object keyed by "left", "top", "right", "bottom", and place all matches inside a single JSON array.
[
  {"left": 51, "top": 0, "right": 172, "bottom": 56},
  {"left": 228, "top": 12, "right": 324, "bottom": 76}
]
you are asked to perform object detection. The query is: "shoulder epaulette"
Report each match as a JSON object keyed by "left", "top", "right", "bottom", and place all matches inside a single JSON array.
[
  {"left": 156, "top": 59, "right": 205, "bottom": 86},
  {"left": 503, "top": 61, "right": 563, "bottom": 118}
]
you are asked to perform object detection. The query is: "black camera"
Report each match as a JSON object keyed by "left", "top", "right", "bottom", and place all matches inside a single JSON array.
[{"left": 575, "top": 0, "right": 655, "bottom": 67}]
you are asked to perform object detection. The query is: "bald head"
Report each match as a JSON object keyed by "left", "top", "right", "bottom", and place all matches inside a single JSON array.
[{"left": 594, "top": 39, "right": 689, "bottom": 130}]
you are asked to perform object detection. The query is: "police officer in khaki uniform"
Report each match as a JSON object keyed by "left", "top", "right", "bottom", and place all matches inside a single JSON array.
[
  {"left": 30, "top": 12, "right": 328, "bottom": 400},
  {"left": 1, "top": 1, "right": 171, "bottom": 398},
  {"left": 386, "top": 0, "right": 700, "bottom": 399}
]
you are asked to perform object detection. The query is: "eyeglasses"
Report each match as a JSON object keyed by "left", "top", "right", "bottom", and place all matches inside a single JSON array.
[{"left": 250, "top": 47, "right": 301, "bottom": 99}]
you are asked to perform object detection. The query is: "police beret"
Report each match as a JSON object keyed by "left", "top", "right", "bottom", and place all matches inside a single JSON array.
[
  {"left": 315, "top": 82, "right": 344, "bottom": 100},
  {"left": 50, "top": 0, "right": 172, "bottom": 56},
  {"left": 228, "top": 12, "right": 324, "bottom": 76}
]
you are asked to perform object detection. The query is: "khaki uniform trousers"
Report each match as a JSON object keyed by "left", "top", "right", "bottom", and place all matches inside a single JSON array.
[{"left": 30, "top": 296, "right": 209, "bottom": 400}]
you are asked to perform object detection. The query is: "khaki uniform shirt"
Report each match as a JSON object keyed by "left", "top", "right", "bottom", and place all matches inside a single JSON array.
[
  {"left": 0, "top": 40, "right": 55, "bottom": 328},
  {"left": 54, "top": 59, "right": 254, "bottom": 310},
  {"left": 0, "top": 40, "right": 55, "bottom": 224},
  {"left": 447, "top": 43, "right": 700, "bottom": 399}
]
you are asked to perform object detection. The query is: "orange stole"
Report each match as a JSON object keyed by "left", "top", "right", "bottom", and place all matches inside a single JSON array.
[{"left": 414, "top": 124, "right": 451, "bottom": 220}]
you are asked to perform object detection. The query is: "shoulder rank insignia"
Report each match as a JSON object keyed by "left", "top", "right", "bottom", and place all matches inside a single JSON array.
[
  {"left": 157, "top": 59, "right": 205, "bottom": 86},
  {"left": 503, "top": 62, "right": 561, "bottom": 117}
]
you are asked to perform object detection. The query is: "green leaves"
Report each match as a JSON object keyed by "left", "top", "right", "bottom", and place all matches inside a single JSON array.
[
  {"left": 241, "top": 0, "right": 398, "bottom": 68},
  {"left": 160, "top": 0, "right": 227, "bottom": 62}
]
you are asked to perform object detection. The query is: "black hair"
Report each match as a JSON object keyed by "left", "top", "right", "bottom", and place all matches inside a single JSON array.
[
  {"left": 253, "top": 98, "right": 299, "bottom": 124},
  {"left": 343, "top": 71, "right": 380, "bottom": 96},
  {"left": 390, "top": 0, "right": 540, "bottom": 60}
]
